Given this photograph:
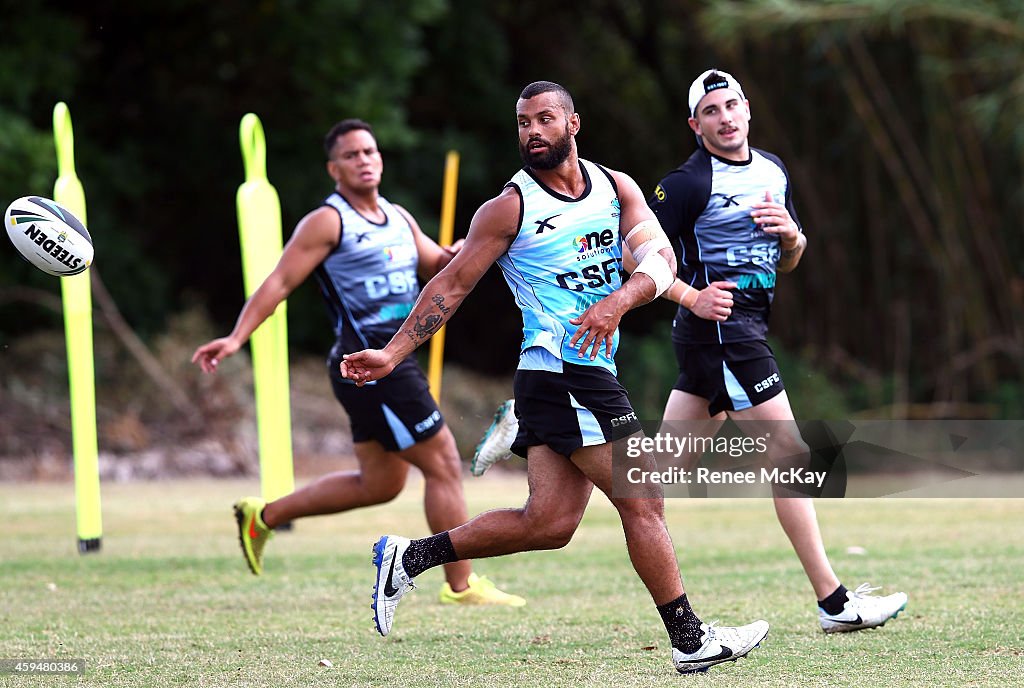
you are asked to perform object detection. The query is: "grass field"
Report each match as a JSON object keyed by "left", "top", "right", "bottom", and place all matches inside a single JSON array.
[{"left": 1, "top": 477, "right": 1022, "bottom": 687}]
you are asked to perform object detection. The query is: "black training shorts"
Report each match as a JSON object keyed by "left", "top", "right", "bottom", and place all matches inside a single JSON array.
[
  {"left": 672, "top": 339, "right": 785, "bottom": 416},
  {"left": 511, "top": 360, "right": 642, "bottom": 459},
  {"left": 328, "top": 352, "right": 444, "bottom": 452}
]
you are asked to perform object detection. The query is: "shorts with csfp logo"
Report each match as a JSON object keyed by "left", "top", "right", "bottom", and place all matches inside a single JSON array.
[
  {"left": 328, "top": 346, "right": 445, "bottom": 452},
  {"left": 511, "top": 357, "right": 643, "bottom": 459},
  {"left": 673, "top": 339, "right": 786, "bottom": 416}
]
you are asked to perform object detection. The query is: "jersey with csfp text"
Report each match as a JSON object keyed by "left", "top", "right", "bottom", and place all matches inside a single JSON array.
[
  {"left": 315, "top": 192, "right": 420, "bottom": 352},
  {"left": 649, "top": 146, "right": 803, "bottom": 344},
  {"left": 498, "top": 159, "right": 624, "bottom": 373}
]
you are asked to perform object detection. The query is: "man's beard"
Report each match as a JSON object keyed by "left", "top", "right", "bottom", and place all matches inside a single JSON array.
[{"left": 519, "top": 127, "right": 572, "bottom": 170}]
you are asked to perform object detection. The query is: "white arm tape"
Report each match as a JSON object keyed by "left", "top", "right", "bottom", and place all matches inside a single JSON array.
[
  {"left": 624, "top": 220, "right": 671, "bottom": 265},
  {"left": 633, "top": 252, "right": 675, "bottom": 297}
]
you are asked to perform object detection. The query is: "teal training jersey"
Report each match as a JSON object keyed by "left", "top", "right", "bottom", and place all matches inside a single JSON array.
[{"left": 497, "top": 159, "right": 624, "bottom": 374}]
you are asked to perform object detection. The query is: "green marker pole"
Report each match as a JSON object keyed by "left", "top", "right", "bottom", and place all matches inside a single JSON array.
[
  {"left": 236, "top": 114, "right": 294, "bottom": 508},
  {"left": 427, "top": 151, "right": 460, "bottom": 402},
  {"left": 52, "top": 103, "right": 102, "bottom": 554}
]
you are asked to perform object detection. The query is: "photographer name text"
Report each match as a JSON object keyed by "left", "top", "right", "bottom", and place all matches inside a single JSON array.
[{"left": 625, "top": 466, "right": 827, "bottom": 488}]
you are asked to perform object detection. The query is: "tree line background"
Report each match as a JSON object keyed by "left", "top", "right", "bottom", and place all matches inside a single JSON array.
[{"left": 1, "top": 0, "right": 1022, "bottom": 460}]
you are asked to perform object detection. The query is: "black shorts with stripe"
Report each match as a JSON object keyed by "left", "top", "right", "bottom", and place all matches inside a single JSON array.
[
  {"left": 672, "top": 339, "right": 784, "bottom": 416},
  {"left": 511, "top": 360, "right": 642, "bottom": 459},
  {"left": 328, "top": 347, "right": 444, "bottom": 452}
]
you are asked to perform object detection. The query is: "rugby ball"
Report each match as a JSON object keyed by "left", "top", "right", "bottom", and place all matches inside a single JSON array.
[{"left": 4, "top": 196, "right": 93, "bottom": 276}]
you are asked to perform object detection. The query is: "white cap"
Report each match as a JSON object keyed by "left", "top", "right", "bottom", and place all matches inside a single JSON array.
[{"left": 687, "top": 68, "right": 745, "bottom": 117}]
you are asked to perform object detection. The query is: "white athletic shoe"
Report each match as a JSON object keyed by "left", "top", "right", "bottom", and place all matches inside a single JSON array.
[
  {"left": 371, "top": 535, "right": 415, "bottom": 637},
  {"left": 470, "top": 399, "right": 518, "bottom": 476},
  {"left": 819, "top": 582, "right": 908, "bottom": 633},
  {"left": 671, "top": 620, "right": 770, "bottom": 674}
]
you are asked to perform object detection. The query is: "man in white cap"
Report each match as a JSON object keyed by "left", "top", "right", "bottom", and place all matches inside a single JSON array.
[
  {"left": 646, "top": 68, "right": 908, "bottom": 633},
  {"left": 470, "top": 68, "right": 907, "bottom": 634}
]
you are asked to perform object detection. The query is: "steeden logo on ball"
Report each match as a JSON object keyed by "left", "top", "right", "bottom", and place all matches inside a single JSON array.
[{"left": 4, "top": 196, "right": 94, "bottom": 277}]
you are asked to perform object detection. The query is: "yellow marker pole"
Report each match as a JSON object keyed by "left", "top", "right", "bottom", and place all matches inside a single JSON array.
[
  {"left": 52, "top": 103, "right": 102, "bottom": 554},
  {"left": 427, "top": 150, "right": 460, "bottom": 401},
  {"left": 237, "top": 114, "right": 294, "bottom": 506}
]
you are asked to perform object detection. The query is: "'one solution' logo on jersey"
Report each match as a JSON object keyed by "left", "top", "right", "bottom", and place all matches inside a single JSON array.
[
  {"left": 573, "top": 228, "right": 616, "bottom": 261},
  {"left": 384, "top": 244, "right": 416, "bottom": 263}
]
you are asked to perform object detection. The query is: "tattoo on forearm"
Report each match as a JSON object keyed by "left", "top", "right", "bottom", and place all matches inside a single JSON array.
[
  {"left": 781, "top": 247, "right": 799, "bottom": 260},
  {"left": 410, "top": 313, "right": 443, "bottom": 340},
  {"left": 431, "top": 294, "right": 451, "bottom": 316},
  {"left": 401, "top": 294, "right": 451, "bottom": 343}
]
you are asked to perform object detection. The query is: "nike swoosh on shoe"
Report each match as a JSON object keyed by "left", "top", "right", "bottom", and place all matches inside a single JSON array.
[
  {"left": 831, "top": 614, "right": 864, "bottom": 625},
  {"left": 383, "top": 554, "right": 400, "bottom": 597},
  {"left": 675, "top": 647, "right": 733, "bottom": 665},
  {"left": 248, "top": 516, "right": 259, "bottom": 540}
]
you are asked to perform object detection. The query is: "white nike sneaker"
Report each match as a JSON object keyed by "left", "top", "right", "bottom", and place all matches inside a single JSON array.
[
  {"left": 819, "top": 582, "right": 908, "bottom": 633},
  {"left": 371, "top": 535, "right": 415, "bottom": 637},
  {"left": 470, "top": 399, "right": 518, "bottom": 476},
  {"left": 671, "top": 620, "right": 770, "bottom": 674}
]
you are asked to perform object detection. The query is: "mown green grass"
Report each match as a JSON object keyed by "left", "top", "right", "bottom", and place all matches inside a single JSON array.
[{"left": 1, "top": 478, "right": 1022, "bottom": 687}]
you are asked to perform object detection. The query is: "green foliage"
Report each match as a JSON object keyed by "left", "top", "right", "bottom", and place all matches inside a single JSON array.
[
  {"left": 697, "top": 0, "right": 1024, "bottom": 411},
  {"left": 1, "top": 0, "right": 457, "bottom": 348},
  {"left": 0, "top": 0, "right": 81, "bottom": 199},
  {"left": 616, "top": 326, "right": 677, "bottom": 422},
  {"left": 986, "top": 381, "right": 1024, "bottom": 419},
  {"left": 0, "top": 0, "right": 82, "bottom": 110},
  {"left": 0, "top": 109, "right": 56, "bottom": 200},
  {"left": 0, "top": 0, "right": 80, "bottom": 260},
  {"left": 1, "top": 0, "right": 1021, "bottom": 410},
  {"left": 767, "top": 338, "right": 853, "bottom": 419},
  {"left": 0, "top": 105, "right": 65, "bottom": 334}
]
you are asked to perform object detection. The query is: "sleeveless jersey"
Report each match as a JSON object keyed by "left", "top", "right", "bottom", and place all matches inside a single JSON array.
[
  {"left": 649, "top": 146, "right": 802, "bottom": 344},
  {"left": 497, "top": 159, "right": 624, "bottom": 373},
  {"left": 314, "top": 192, "right": 420, "bottom": 352}
]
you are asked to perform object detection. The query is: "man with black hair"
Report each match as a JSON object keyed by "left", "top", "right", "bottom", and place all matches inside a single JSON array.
[
  {"left": 648, "top": 68, "right": 907, "bottom": 633},
  {"left": 341, "top": 82, "right": 769, "bottom": 675},
  {"left": 192, "top": 118, "right": 523, "bottom": 609}
]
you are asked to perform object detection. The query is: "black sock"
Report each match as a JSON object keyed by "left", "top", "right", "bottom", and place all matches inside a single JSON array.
[
  {"left": 818, "top": 584, "right": 849, "bottom": 615},
  {"left": 657, "top": 593, "right": 704, "bottom": 653},
  {"left": 401, "top": 532, "right": 458, "bottom": 579}
]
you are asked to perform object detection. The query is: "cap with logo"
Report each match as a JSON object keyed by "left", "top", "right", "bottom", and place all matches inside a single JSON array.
[{"left": 688, "top": 68, "right": 745, "bottom": 117}]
